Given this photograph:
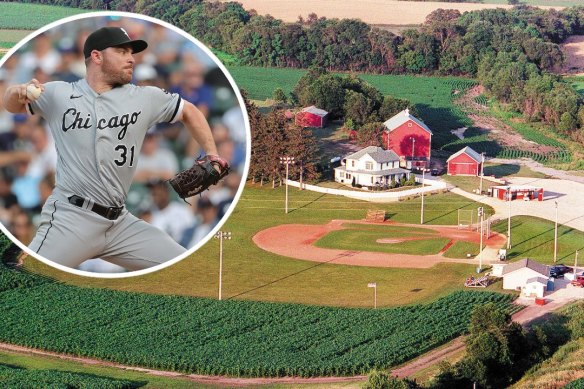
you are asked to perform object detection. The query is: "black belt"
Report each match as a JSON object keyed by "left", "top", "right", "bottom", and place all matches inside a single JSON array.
[{"left": 68, "top": 195, "right": 123, "bottom": 220}]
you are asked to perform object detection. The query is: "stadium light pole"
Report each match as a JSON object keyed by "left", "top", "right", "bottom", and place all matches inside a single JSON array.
[
  {"left": 368, "top": 282, "right": 377, "bottom": 309},
  {"left": 507, "top": 186, "right": 512, "bottom": 250},
  {"left": 280, "top": 156, "right": 295, "bottom": 214},
  {"left": 554, "top": 201, "right": 558, "bottom": 263},
  {"left": 214, "top": 231, "right": 231, "bottom": 300}
]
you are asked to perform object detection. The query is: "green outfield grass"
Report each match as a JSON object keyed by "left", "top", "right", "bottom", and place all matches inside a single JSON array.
[
  {"left": 0, "top": 3, "right": 89, "bottom": 30},
  {"left": 493, "top": 216, "right": 584, "bottom": 265},
  {"left": 315, "top": 229, "right": 450, "bottom": 255},
  {"left": 443, "top": 241, "right": 480, "bottom": 259},
  {"left": 25, "top": 185, "right": 494, "bottom": 308}
]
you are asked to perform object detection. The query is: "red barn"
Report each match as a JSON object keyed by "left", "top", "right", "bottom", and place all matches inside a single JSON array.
[
  {"left": 447, "top": 146, "right": 483, "bottom": 176},
  {"left": 295, "top": 106, "right": 328, "bottom": 128},
  {"left": 382, "top": 109, "right": 432, "bottom": 169}
]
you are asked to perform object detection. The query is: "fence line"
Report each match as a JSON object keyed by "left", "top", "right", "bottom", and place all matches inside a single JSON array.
[{"left": 285, "top": 177, "right": 448, "bottom": 203}]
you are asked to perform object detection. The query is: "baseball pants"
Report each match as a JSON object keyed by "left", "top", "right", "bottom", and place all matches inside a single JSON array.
[{"left": 29, "top": 191, "right": 186, "bottom": 271}]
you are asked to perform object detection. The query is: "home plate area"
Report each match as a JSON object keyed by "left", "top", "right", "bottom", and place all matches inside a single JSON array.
[{"left": 253, "top": 219, "right": 507, "bottom": 269}]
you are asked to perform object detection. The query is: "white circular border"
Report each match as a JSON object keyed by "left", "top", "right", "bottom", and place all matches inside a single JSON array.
[{"left": 0, "top": 11, "right": 251, "bottom": 279}]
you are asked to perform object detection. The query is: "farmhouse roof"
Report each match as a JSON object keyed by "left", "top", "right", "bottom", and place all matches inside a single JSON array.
[
  {"left": 447, "top": 146, "right": 483, "bottom": 163},
  {"left": 502, "top": 258, "right": 549, "bottom": 277},
  {"left": 302, "top": 106, "right": 328, "bottom": 117},
  {"left": 345, "top": 146, "right": 400, "bottom": 163},
  {"left": 525, "top": 277, "right": 549, "bottom": 285},
  {"left": 383, "top": 109, "right": 432, "bottom": 135},
  {"left": 335, "top": 166, "right": 410, "bottom": 176}
]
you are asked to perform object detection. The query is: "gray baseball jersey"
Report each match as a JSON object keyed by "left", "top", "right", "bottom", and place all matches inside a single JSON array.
[{"left": 27, "top": 79, "right": 187, "bottom": 271}]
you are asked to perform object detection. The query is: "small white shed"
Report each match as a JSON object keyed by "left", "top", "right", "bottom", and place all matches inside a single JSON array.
[
  {"left": 502, "top": 258, "right": 549, "bottom": 291},
  {"left": 522, "top": 277, "right": 548, "bottom": 298}
]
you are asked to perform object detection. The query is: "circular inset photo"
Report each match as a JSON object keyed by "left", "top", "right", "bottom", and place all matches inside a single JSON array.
[{"left": 0, "top": 12, "right": 250, "bottom": 277}]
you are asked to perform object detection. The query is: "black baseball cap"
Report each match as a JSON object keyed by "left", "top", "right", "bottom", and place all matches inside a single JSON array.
[{"left": 83, "top": 27, "right": 148, "bottom": 58}]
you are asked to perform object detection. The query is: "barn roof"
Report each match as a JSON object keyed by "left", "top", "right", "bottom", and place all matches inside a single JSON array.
[
  {"left": 302, "top": 106, "right": 328, "bottom": 117},
  {"left": 447, "top": 146, "right": 483, "bottom": 163},
  {"left": 383, "top": 109, "right": 432, "bottom": 135},
  {"left": 502, "top": 258, "right": 549, "bottom": 277},
  {"left": 526, "top": 277, "right": 548, "bottom": 285},
  {"left": 345, "top": 146, "right": 400, "bottom": 163}
]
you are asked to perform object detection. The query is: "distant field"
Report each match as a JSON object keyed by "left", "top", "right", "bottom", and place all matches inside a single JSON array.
[
  {"left": 220, "top": 0, "right": 561, "bottom": 26},
  {"left": 0, "top": 3, "right": 89, "bottom": 30},
  {"left": 485, "top": 0, "right": 579, "bottom": 6}
]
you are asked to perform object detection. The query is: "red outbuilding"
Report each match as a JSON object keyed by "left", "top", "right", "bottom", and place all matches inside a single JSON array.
[
  {"left": 382, "top": 109, "right": 432, "bottom": 169},
  {"left": 295, "top": 106, "right": 328, "bottom": 128},
  {"left": 491, "top": 186, "right": 544, "bottom": 201},
  {"left": 447, "top": 146, "right": 483, "bottom": 176}
]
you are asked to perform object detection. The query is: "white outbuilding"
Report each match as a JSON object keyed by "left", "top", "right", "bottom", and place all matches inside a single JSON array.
[
  {"left": 502, "top": 258, "right": 549, "bottom": 291},
  {"left": 522, "top": 277, "right": 548, "bottom": 298}
]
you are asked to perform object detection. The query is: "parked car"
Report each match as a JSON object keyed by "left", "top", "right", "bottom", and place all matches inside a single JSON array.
[
  {"left": 549, "top": 264, "right": 573, "bottom": 278},
  {"left": 571, "top": 275, "right": 584, "bottom": 288}
]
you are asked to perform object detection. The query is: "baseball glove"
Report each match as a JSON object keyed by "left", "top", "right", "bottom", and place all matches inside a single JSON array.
[{"left": 168, "top": 155, "right": 230, "bottom": 200}]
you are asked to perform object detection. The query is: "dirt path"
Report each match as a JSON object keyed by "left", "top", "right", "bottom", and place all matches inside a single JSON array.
[{"left": 253, "top": 220, "right": 507, "bottom": 268}]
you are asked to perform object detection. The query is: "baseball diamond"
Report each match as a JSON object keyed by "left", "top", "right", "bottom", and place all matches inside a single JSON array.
[{"left": 2, "top": 25, "right": 229, "bottom": 272}]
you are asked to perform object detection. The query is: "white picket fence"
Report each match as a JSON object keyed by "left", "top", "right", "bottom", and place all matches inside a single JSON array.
[{"left": 285, "top": 177, "right": 448, "bottom": 203}]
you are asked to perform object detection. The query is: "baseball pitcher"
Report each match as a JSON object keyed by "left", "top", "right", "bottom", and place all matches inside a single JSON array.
[{"left": 2, "top": 27, "right": 229, "bottom": 272}]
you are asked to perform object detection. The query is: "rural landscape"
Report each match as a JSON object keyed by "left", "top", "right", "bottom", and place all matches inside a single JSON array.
[{"left": 1, "top": 1, "right": 584, "bottom": 388}]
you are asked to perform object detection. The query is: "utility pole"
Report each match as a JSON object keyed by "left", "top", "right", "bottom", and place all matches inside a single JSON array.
[
  {"left": 479, "top": 152, "right": 485, "bottom": 194},
  {"left": 507, "top": 186, "right": 512, "bottom": 249},
  {"left": 478, "top": 207, "right": 484, "bottom": 273},
  {"left": 410, "top": 137, "right": 415, "bottom": 170},
  {"left": 420, "top": 169, "right": 427, "bottom": 224},
  {"left": 554, "top": 201, "right": 558, "bottom": 263}
]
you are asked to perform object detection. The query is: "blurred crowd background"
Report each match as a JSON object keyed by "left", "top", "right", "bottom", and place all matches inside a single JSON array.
[{"left": 0, "top": 16, "right": 248, "bottom": 272}]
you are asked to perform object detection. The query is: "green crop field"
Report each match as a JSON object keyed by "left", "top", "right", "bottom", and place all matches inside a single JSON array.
[
  {"left": 0, "top": 263, "right": 516, "bottom": 378},
  {"left": 0, "top": 3, "right": 89, "bottom": 30},
  {"left": 0, "top": 363, "right": 139, "bottom": 389},
  {"left": 0, "top": 350, "right": 225, "bottom": 389},
  {"left": 493, "top": 216, "right": 584, "bottom": 265},
  {"left": 25, "top": 185, "right": 495, "bottom": 308}
]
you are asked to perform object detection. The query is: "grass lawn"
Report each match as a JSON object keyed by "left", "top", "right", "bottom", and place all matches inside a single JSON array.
[
  {"left": 441, "top": 174, "right": 500, "bottom": 195},
  {"left": 25, "top": 185, "right": 494, "bottom": 308},
  {"left": 493, "top": 216, "right": 584, "bottom": 265},
  {"left": 483, "top": 163, "right": 546, "bottom": 179},
  {"left": 316, "top": 229, "right": 451, "bottom": 255}
]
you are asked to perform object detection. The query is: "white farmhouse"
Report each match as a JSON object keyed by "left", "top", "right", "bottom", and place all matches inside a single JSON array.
[
  {"left": 334, "top": 146, "right": 411, "bottom": 188},
  {"left": 502, "top": 258, "right": 549, "bottom": 291}
]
